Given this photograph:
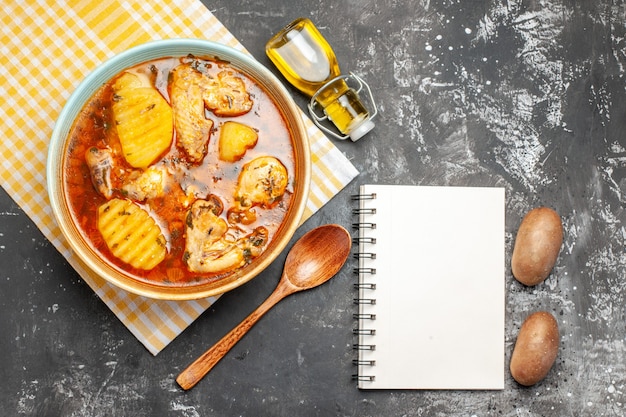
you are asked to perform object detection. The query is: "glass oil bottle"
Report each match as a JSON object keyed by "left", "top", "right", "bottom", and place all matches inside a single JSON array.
[{"left": 266, "top": 17, "right": 376, "bottom": 141}]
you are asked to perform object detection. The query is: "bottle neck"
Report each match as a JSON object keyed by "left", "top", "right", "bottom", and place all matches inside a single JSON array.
[
  {"left": 313, "top": 78, "right": 351, "bottom": 107},
  {"left": 314, "top": 79, "right": 371, "bottom": 137}
]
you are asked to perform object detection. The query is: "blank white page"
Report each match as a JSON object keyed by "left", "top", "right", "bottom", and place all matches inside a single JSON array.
[{"left": 356, "top": 184, "right": 505, "bottom": 390}]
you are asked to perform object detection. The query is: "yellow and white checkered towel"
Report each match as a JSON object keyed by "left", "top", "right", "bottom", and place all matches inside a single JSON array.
[{"left": 0, "top": 0, "right": 358, "bottom": 354}]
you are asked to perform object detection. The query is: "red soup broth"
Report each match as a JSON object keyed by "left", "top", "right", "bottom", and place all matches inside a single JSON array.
[{"left": 63, "top": 56, "right": 295, "bottom": 286}]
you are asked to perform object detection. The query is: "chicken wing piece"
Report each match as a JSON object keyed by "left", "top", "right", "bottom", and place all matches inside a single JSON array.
[
  {"left": 184, "top": 196, "right": 268, "bottom": 274},
  {"left": 121, "top": 166, "right": 167, "bottom": 201},
  {"left": 202, "top": 70, "right": 253, "bottom": 117},
  {"left": 170, "top": 64, "right": 214, "bottom": 163},
  {"left": 234, "top": 156, "right": 288, "bottom": 209},
  {"left": 85, "top": 147, "right": 114, "bottom": 199}
]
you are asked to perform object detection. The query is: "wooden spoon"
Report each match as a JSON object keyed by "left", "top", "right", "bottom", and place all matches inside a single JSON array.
[{"left": 176, "top": 224, "right": 352, "bottom": 390}]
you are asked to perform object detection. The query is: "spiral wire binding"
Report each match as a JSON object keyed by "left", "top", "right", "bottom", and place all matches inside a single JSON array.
[
  {"left": 353, "top": 313, "right": 376, "bottom": 320},
  {"left": 352, "top": 343, "right": 376, "bottom": 350},
  {"left": 353, "top": 236, "right": 376, "bottom": 244},
  {"left": 352, "top": 191, "right": 377, "bottom": 383},
  {"left": 351, "top": 192, "right": 377, "bottom": 201},
  {"left": 352, "top": 222, "right": 376, "bottom": 230},
  {"left": 353, "top": 267, "right": 376, "bottom": 275},
  {"left": 352, "top": 207, "right": 377, "bottom": 215},
  {"left": 353, "top": 359, "right": 376, "bottom": 366}
]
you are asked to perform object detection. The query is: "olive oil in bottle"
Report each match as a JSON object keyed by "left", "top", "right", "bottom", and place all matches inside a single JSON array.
[{"left": 266, "top": 18, "right": 376, "bottom": 141}]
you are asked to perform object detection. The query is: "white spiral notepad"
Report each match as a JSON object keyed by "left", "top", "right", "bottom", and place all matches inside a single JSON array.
[{"left": 353, "top": 184, "right": 505, "bottom": 390}]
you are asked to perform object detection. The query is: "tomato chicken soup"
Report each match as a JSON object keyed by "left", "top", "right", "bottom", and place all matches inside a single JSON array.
[{"left": 63, "top": 55, "right": 296, "bottom": 286}]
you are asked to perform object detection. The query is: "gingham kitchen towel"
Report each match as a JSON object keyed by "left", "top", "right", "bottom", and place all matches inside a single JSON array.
[{"left": 0, "top": 0, "right": 359, "bottom": 355}]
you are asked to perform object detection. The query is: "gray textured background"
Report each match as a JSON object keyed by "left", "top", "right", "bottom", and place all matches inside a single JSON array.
[{"left": 2, "top": 0, "right": 625, "bottom": 415}]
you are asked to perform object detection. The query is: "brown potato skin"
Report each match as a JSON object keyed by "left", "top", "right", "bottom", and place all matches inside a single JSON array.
[
  {"left": 510, "top": 311, "right": 559, "bottom": 386},
  {"left": 511, "top": 207, "right": 563, "bottom": 286}
]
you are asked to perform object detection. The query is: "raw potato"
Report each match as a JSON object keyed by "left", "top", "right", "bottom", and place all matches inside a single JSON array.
[
  {"left": 510, "top": 311, "right": 559, "bottom": 386},
  {"left": 97, "top": 198, "right": 167, "bottom": 270},
  {"left": 218, "top": 121, "right": 258, "bottom": 162},
  {"left": 112, "top": 72, "right": 173, "bottom": 168},
  {"left": 511, "top": 207, "right": 563, "bottom": 286}
]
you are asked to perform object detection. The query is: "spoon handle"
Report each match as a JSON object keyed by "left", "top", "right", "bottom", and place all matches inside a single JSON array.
[{"left": 176, "top": 281, "right": 294, "bottom": 390}]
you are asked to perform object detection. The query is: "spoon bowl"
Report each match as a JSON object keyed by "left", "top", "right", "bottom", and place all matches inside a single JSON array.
[
  {"left": 176, "top": 224, "right": 352, "bottom": 390},
  {"left": 283, "top": 223, "right": 352, "bottom": 289}
]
